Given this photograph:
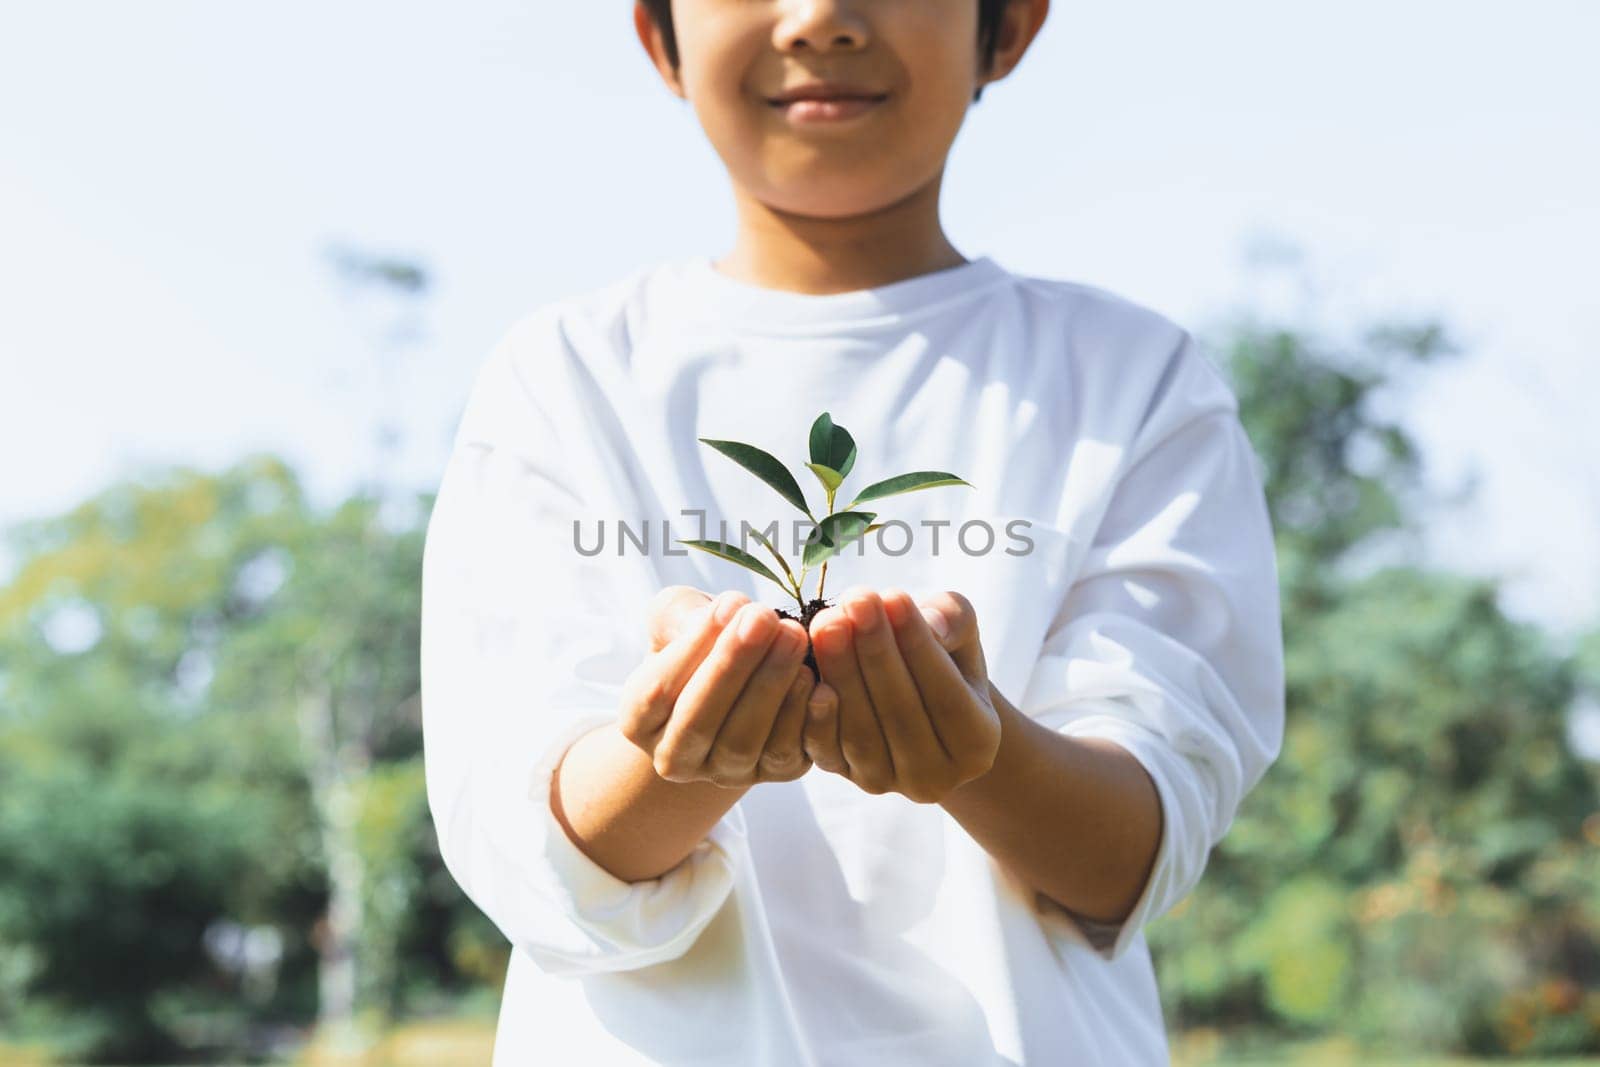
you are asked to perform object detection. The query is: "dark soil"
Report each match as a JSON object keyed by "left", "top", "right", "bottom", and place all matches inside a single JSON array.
[{"left": 775, "top": 597, "right": 834, "bottom": 681}]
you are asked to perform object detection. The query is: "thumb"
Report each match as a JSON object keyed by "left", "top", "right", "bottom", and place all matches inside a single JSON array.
[
  {"left": 648, "top": 586, "right": 748, "bottom": 652},
  {"left": 919, "top": 591, "right": 986, "bottom": 682},
  {"left": 646, "top": 585, "right": 712, "bottom": 652}
]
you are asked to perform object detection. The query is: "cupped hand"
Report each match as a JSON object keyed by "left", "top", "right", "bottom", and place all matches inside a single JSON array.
[
  {"left": 801, "top": 586, "right": 1000, "bottom": 803},
  {"left": 617, "top": 585, "right": 816, "bottom": 787}
]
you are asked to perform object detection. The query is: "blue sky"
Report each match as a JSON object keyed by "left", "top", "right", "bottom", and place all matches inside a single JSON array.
[{"left": 2, "top": 0, "right": 1597, "bottom": 644}]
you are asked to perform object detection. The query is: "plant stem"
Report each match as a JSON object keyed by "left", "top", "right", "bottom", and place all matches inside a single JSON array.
[{"left": 816, "top": 487, "right": 836, "bottom": 603}]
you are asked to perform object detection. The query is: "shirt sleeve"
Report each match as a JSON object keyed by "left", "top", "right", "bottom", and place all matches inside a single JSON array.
[
  {"left": 419, "top": 320, "right": 746, "bottom": 978},
  {"left": 1017, "top": 331, "right": 1286, "bottom": 963}
]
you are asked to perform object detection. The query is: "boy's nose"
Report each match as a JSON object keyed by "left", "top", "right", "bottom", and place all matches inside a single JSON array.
[{"left": 772, "top": 0, "right": 871, "bottom": 54}]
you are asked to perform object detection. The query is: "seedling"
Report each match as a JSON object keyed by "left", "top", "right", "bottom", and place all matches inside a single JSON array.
[{"left": 677, "top": 411, "right": 971, "bottom": 676}]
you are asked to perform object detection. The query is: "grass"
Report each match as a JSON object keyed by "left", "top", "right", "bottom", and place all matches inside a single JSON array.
[
  {"left": 293, "top": 1018, "right": 496, "bottom": 1066},
  {"left": 1173, "top": 1031, "right": 1600, "bottom": 1065},
  {"left": 1, "top": 1018, "right": 498, "bottom": 1067}
]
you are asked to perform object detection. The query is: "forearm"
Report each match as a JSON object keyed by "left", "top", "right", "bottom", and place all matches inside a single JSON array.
[
  {"left": 550, "top": 721, "right": 750, "bottom": 884},
  {"left": 940, "top": 682, "right": 1163, "bottom": 924}
]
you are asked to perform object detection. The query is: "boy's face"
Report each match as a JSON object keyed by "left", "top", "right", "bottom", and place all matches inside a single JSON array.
[{"left": 636, "top": 0, "right": 1044, "bottom": 220}]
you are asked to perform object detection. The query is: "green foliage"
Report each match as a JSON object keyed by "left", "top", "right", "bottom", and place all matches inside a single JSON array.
[
  {"left": 0, "top": 744, "right": 263, "bottom": 1061},
  {"left": 0, "top": 457, "right": 478, "bottom": 1061},
  {"left": 802, "top": 510, "right": 879, "bottom": 568},
  {"left": 354, "top": 758, "right": 433, "bottom": 1015},
  {"left": 807, "top": 411, "right": 857, "bottom": 497},
  {"left": 677, "top": 537, "right": 788, "bottom": 590},
  {"left": 697, "top": 437, "right": 816, "bottom": 520},
  {"left": 684, "top": 412, "right": 970, "bottom": 607},
  {"left": 1148, "top": 310, "right": 1600, "bottom": 1057},
  {"left": 845, "top": 471, "right": 973, "bottom": 508},
  {"left": 1, "top": 295, "right": 1597, "bottom": 1061},
  {"left": 1235, "top": 877, "right": 1354, "bottom": 1025}
]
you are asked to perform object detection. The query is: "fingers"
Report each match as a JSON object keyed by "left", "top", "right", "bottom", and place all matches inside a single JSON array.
[
  {"left": 811, "top": 593, "right": 894, "bottom": 793},
  {"left": 758, "top": 661, "right": 817, "bottom": 783},
  {"left": 884, "top": 589, "right": 998, "bottom": 778},
  {"left": 655, "top": 600, "right": 779, "bottom": 781},
  {"left": 619, "top": 590, "right": 743, "bottom": 745},
  {"left": 703, "top": 618, "right": 808, "bottom": 786},
  {"left": 802, "top": 679, "right": 846, "bottom": 775},
  {"left": 843, "top": 589, "right": 949, "bottom": 793}
]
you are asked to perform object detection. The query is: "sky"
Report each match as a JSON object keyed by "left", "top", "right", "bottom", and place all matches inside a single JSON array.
[{"left": 1, "top": 1, "right": 1598, "bottom": 649}]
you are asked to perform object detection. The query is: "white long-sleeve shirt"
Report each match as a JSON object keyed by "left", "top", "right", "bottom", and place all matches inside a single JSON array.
[{"left": 419, "top": 253, "right": 1285, "bottom": 1065}]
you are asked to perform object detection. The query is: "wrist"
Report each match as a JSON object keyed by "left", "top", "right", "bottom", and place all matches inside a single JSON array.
[{"left": 554, "top": 720, "right": 746, "bottom": 883}]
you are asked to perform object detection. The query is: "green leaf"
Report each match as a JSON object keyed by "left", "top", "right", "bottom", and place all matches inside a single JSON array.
[
  {"left": 801, "top": 511, "right": 877, "bottom": 568},
  {"left": 846, "top": 471, "right": 972, "bottom": 508},
  {"left": 699, "top": 438, "right": 814, "bottom": 519},
  {"left": 805, "top": 462, "right": 844, "bottom": 495},
  {"left": 677, "top": 539, "right": 790, "bottom": 593},
  {"left": 808, "top": 412, "right": 856, "bottom": 480}
]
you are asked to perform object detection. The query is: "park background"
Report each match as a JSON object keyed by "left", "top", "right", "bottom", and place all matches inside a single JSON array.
[{"left": 2, "top": 1, "right": 1597, "bottom": 1063}]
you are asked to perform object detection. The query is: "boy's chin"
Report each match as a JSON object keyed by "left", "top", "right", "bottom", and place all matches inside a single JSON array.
[{"left": 744, "top": 181, "right": 926, "bottom": 221}]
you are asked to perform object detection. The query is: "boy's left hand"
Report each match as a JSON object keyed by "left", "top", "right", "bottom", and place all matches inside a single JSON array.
[{"left": 801, "top": 586, "right": 1001, "bottom": 803}]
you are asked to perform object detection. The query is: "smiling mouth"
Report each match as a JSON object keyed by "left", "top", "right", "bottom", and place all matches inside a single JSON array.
[{"left": 766, "top": 94, "right": 889, "bottom": 123}]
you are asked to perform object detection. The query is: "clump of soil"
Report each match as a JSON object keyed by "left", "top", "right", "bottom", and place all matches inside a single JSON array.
[{"left": 775, "top": 597, "right": 833, "bottom": 681}]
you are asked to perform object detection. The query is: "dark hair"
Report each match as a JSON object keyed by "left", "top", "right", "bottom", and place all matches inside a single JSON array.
[{"left": 639, "top": 0, "right": 1012, "bottom": 103}]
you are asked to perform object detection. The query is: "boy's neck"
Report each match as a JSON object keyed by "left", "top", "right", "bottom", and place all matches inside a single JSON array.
[{"left": 714, "top": 172, "right": 968, "bottom": 295}]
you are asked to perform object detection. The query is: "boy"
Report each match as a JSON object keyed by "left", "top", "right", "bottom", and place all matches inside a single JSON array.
[{"left": 419, "top": 0, "right": 1285, "bottom": 1063}]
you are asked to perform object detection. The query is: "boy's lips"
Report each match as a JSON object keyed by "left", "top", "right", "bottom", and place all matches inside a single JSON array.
[
  {"left": 765, "top": 84, "right": 890, "bottom": 125},
  {"left": 767, "top": 80, "right": 888, "bottom": 105},
  {"left": 770, "top": 96, "right": 886, "bottom": 123}
]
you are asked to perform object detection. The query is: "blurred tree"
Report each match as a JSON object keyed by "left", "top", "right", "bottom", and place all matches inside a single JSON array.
[
  {"left": 211, "top": 477, "right": 429, "bottom": 1045},
  {"left": 0, "top": 725, "right": 264, "bottom": 1061},
  {"left": 0, "top": 454, "right": 448, "bottom": 1060},
  {"left": 243, "top": 243, "right": 434, "bottom": 1049},
  {"left": 1148, "top": 299, "right": 1600, "bottom": 1055},
  {"left": 0, "top": 459, "right": 322, "bottom": 1059},
  {"left": 2, "top": 235, "right": 1595, "bottom": 1061}
]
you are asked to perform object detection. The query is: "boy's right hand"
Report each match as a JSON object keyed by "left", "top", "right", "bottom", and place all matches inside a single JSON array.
[{"left": 618, "top": 586, "right": 815, "bottom": 788}]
